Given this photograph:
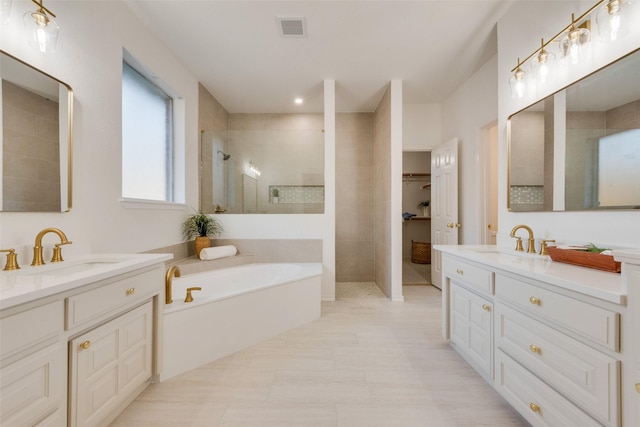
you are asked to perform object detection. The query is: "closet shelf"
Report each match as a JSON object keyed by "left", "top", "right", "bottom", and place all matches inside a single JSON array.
[
  {"left": 402, "top": 173, "right": 430, "bottom": 177},
  {"left": 404, "top": 216, "right": 431, "bottom": 221}
]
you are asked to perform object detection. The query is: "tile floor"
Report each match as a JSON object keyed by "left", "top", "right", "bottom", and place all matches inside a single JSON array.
[
  {"left": 110, "top": 284, "right": 528, "bottom": 426},
  {"left": 402, "top": 260, "right": 431, "bottom": 285}
]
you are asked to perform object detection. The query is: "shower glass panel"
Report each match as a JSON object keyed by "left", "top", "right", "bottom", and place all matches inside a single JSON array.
[{"left": 200, "top": 125, "right": 324, "bottom": 214}]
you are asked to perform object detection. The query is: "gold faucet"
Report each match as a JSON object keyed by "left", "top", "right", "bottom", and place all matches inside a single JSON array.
[
  {"left": 510, "top": 224, "right": 536, "bottom": 253},
  {"left": 165, "top": 266, "right": 181, "bottom": 304},
  {"left": 31, "top": 228, "right": 72, "bottom": 266}
]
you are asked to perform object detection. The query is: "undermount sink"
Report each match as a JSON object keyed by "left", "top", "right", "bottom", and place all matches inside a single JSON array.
[{"left": 12, "top": 255, "right": 138, "bottom": 277}]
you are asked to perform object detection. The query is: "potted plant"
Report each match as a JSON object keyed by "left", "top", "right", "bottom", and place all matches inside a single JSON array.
[
  {"left": 272, "top": 187, "right": 279, "bottom": 203},
  {"left": 417, "top": 200, "right": 430, "bottom": 217},
  {"left": 182, "top": 210, "right": 224, "bottom": 257}
]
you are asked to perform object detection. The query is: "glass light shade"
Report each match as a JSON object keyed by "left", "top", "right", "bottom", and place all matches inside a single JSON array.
[
  {"left": 24, "top": 9, "right": 59, "bottom": 53},
  {"left": 596, "top": 0, "right": 629, "bottom": 41},
  {"left": 509, "top": 67, "right": 526, "bottom": 99},
  {"left": 531, "top": 47, "right": 557, "bottom": 86},
  {"left": 561, "top": 24, "right": 590, "bottom": 65},
  {"left": 0, "top": 0, "right": 12, "bottom": 25}
]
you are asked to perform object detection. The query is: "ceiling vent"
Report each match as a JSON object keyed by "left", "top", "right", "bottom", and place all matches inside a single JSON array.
[{"left": 277, "top": 17, "right": 306, "bottom": 37}]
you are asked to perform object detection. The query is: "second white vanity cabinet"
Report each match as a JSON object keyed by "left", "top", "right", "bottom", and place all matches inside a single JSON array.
[{"left": 439, "top": 247, "right": 630, "bottom": 427}]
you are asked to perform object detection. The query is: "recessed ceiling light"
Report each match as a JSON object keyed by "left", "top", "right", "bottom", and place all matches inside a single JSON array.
[{"left": 294, "top": 97, "right": 304, "bottom": 105}]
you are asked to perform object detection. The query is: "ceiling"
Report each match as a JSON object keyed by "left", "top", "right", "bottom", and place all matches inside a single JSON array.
[{"left": 125, "top": 1, "right": 511, "bottom": 113}]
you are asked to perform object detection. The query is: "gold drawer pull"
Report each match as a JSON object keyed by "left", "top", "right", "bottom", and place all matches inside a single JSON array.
[
  {"left": 529, "top": 403, "right": 540, "bottom": 412},
  {"left": 456, "top": 269, "right": 464, "bottom": 275},
  {"left": 530, "top": 344, "right": 540, "bottom": 354},
  {"left": 636, "top": 383, "right": 640, "bottom": 394},
  {"left": 79, "top": 341, "right": 91, "bottom": 350},
  {"left": 482, "top": 304, "right": 490, "bottom": 311},
  {"left": 126, "top": 288, "right": 135, "bottom": 296},
  {"left": 529, "top": 296, "right": 540, "bottom": 305}
]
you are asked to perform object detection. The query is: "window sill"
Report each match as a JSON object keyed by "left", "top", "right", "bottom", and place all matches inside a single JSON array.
[{"left": 120, "top": 198, "right": 187, "bottom": 210}]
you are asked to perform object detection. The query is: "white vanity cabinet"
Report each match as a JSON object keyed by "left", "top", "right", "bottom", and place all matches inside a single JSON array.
[
  {"left": 438, "top": 247, "right": 632, "bottom": 427},
  {"left": 0, "top": 301, "right": 67, "bottom": 426},
  {"left": 442, "top": 256, "right": 495, "bottom": 380}
]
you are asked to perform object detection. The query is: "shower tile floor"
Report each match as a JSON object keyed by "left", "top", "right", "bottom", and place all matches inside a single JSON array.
[{"left": 110, "top": 284, "right": 527, "bottom": 427}]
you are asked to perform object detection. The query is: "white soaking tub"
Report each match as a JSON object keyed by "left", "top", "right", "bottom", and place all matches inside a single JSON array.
[{"left": 161, "top": 263, "right": 322, "bottom": 380}]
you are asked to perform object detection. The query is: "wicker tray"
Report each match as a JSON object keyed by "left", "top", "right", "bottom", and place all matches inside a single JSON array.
[{"left": 546, "top": 246, "right": 621, "bottom": 273}]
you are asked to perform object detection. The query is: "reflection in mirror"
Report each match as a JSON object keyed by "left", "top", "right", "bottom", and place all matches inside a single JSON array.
[
  {"left": 508, "top": 48, "right": 640, "bottom": 212},
  {"left": 1, "top": 50, "right": 73, "bottom": 212},
  {"left": 200, "top": 114, "right": 325, "bottom": 214}
]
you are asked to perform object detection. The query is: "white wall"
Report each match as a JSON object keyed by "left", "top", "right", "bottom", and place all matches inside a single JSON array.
[
  {"left": 0, "top": 1, "right": 198, "bottom": 262},
  {"left": 441, "top": 55, "right": 499, "bottom": 244},
  {"left": 497, "top": 1, "right": 640, "bottom": 249},
  {"left": 403, "top": 103, "right": 442, "bottom": 149},
  {"left": 0, "top": 0, "right": 337, "bottom": 291}
]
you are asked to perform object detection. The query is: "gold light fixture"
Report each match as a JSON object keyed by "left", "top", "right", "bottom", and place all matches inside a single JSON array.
[
  {"left": 596, "top": 0, "right": 629, "bottom": 41},
  {"left": 508, "top": 0, "right": 630, "bottom": 99},
  {"left": 561, "top": 13, "right": 591, "bottom": 65},
  {"left": 509, "top": 58, "right": 526, "bottom": 99},
  {"left": 24, "top": 0, "right": 58, "bottom": 53},
  {"left": 531, "top": 38, "right": 556, "bottom": 86}
]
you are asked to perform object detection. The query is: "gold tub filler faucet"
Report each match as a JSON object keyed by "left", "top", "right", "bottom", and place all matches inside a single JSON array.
[
  {"left": 165, "top": 266, "right": 181, "bottom": 304},
  {"left": 509, "top": 224, "right": 536, "bottom": 254},
  {"left": 31, "top": 228, "right": 72, "bottom": 266}
]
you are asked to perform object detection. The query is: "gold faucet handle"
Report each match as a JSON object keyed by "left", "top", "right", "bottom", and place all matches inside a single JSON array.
[
  {"left": 539, "top": 239, "right": 556, "bottom": 256},
  {"left": 185, "top": 287, "right": 202, "bottom": 303},
  {"left": 0, "top": 248, "right": 20, "bottom": 271},
  {"left": 514, "top": 237, "right": 524, "bottom": 252},
  {"left": 51, "top": 241, "right": 72, "bottom": 263}
]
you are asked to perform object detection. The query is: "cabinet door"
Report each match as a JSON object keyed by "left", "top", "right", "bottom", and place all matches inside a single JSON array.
[
  {"left": 0, "top": 341, "right": 67, "bottom": 427},
  {"left": 70, "top": 301, "right": 153, "bottom": 427},
  {"left": 450, "top": 283, "right": 493, "bottom": 378}
]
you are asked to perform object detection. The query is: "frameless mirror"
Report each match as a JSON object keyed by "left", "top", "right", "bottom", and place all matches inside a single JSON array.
[
  {"left": 508, "top": 48, "right": 640, "bottom": 212},
  {"left": 1, "top": 50, "right": 73, "bottom": 212},
  {"left": 200, "top": 114, "right": 325, "bottom": 214}
]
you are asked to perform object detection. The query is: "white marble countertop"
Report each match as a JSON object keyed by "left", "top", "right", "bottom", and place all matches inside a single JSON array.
[
  {"left": 0, "top": 253, "right": 172, "bottom": 310},
  {"left": 434, "top": 245, "right": 626, "bottom": 305}
]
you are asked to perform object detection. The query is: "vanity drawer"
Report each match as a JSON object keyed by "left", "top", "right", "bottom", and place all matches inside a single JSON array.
[
  {"left": 0, "top": 301, "right": 63, "bottom": 360},
  {"left": 496, "top": 303, "right": 619, "bottom": 426},
  {"left": 495, "top": 274, "right": 619, "bottom": 351},
  {"left": 66, "top": 268, "right": 161, "bottom": 330},
  {"left": 496, "top": 350, "right": 602, "bottom": 427},
  {"left": 443, "top": 256, "right": 494, "bottom": 295}
]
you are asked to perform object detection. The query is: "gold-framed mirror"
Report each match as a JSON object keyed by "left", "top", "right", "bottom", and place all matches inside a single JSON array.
[
  {"left": 508, "top": 48, "right": 640, "bottom": 212},
  {"left": 1, "top": 50, "right": 73, "bottom": 212}
]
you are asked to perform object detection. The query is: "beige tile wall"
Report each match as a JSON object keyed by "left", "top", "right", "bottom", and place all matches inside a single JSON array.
[
  {"left": 2, "top": 81, "right": 60, "bottom": 211},
  {"left": 374, "top": 86, "right": 392, "bottom": 296},
  {"left": 335, "top": 113, "right": 375, "bottom": 282}
]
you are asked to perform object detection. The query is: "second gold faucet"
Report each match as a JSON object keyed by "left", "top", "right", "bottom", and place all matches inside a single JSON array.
[{"left": 509, "top": 224, "right": 536, "bottom": 254}]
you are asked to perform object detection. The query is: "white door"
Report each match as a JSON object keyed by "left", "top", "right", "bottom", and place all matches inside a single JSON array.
[{"left": 431, "top": 138, "right": 459, "bottom": 289}]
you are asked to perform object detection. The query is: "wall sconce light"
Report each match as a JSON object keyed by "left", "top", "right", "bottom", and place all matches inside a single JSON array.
[
  {"left": 24, "top": 0, "right": 59, "bottom": 53},
  {"left": 596, "top": 0, "right": 629, "bottom": 41},
  {"left": 509, "top": 58, "right": 526, "bottom": 99},
  {"left": 0, "top": 0, "right": 12, "bottom": 25},
  {"left": 531, "top": 38, "right": 556, "bottom": 86},
  {"left": 561, "top": 14, "right": 591, "bottom": 65},
  {"left": 508, "top": 0, "right": 629, "bottom": 99}
]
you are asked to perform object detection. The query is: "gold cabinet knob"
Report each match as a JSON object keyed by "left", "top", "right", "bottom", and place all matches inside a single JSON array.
[
  {"left": 126, "top": 288, "right": 135, "bottom": 296},
  {"left": 482, "top": 304, "right": 491, "bottom": 311},
  {"left": 79, "top": 341, "right": 91, "bottom": 350},
  {"left": 456, "top": 269, "right": 464, "bottom": 275},
  {"left": 635, "top": 383, "right": 640, "bottom": 393},
  {"left": 529, "top": 296, "right": 540, "bottom": 305},
  {"left": 530, "top": 344, "right": 540, "bottom": 354},
  {"left": 529, "top": 403, "right": 540, "bottom": 412}
]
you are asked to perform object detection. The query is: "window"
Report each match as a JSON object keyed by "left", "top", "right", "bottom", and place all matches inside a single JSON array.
[{"left": 122, "top": 61, "right": 174, "bottom": 201}]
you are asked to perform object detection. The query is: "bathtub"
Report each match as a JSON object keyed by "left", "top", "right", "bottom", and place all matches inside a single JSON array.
[{"left": 160, "top": 263, "right": 322, "bottom": 381}]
